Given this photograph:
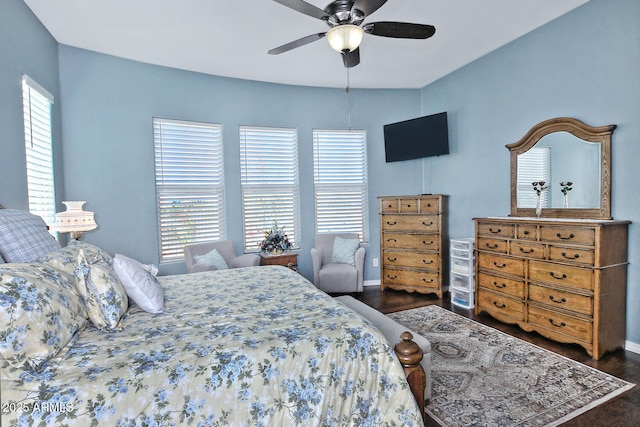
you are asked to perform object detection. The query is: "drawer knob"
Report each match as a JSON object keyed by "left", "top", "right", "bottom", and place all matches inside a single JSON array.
[
  {"left": 387, "top": 257, "right": 397, "bottom": 262},
  {"left": 407, "top": 204, "right": 411, "bottom": 207},
  {"left": 493, "top": 301, "right": 506, "bottom": 309},
  {"left": 486, "top": 243, "right": 498, "bottom": 249},
  {"left": 561, "top": 252, "right": 579, "bottom": 260},
  {"left": 387, "top": 238, "right": 397, "bottom": 243},
  {"left": 523, "top": 230, "right": 530, "bottom": 235},
  {"left": 549, "top": 272, "right": 567, "bottom": 280},
  {"left": 519, "top": 247, "right": 534, "bottom": 254},
  {"left": 493, "top": 262, "right": 507, "bottom": 268},
  {"left": 549, "top": 295, "right": 567, "bottom": 304},
  {"left": 422, "top": 278, "right": 434, "bottom": 283},
  {"left": 556, "top": 232, "right": 575, "bottom": 240},
  {"left": 387, "top": 275, "right": 398, "bottom": 279},
  {"left": 386, "top": 221, "right": 397, "bottom": 226},
  {"left": 493, "top": 281, "right": 506, "bottom": 289},
  {"left": 549, "top": 319, "right": 567, "bottom": 328},
  {"left": 422, "top": 221, "right": 433, "bottom": 226},
  {"left": 489, "top": 228, "right": 502, "bottom": 234},
  {"left": 422, "top": 259, "right": 434, "bottom": 264},
  {"left": 423, "top": 240, "right": 434, "bottom": 245}
]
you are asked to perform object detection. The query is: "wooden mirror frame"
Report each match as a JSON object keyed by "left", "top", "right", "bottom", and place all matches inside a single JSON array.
[{"left": 507, "top": 117, "right": 615, "bottom": 219}]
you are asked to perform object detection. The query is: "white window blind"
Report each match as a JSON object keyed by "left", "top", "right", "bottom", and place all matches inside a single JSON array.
[
  {"left": 313, "top": 129, "right": 369, "bottom": 241},
  {"left": 517, "top": 147, "right": 551, "bottom": 208},
  {"left": 22, "top": 75, "right": 56, "bottom": 229},
  {"left": 154, "top": 118, "right": 225, "bottom": 261},
  {"left": 240, "top": 126, "right": 300, "bottom": 252}
]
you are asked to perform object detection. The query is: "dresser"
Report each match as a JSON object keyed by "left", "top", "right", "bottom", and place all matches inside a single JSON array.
[
  {"left": 379, "top": 195, "right": 447, "bottom": 297},
  {"left": 474, "top": 217, "right": 629, "bottom": 359}
]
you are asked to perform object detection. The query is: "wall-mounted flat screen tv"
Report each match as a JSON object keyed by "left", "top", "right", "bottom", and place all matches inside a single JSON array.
[{"left": 383, "top": 112, "right": 449, "bottom": 162}]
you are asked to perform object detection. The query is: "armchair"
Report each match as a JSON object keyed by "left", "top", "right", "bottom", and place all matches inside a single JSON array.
[
  {"left": 184, "top": 240, "right": 260, "bottom": 273},
  {"left": 311, "top": 233, "right": 365, "bottom": 293}
]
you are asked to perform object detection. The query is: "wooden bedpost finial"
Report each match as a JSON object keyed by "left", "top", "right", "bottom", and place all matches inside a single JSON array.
[{"left": 394, "top": 331, "right": 423, "bottom": 367}]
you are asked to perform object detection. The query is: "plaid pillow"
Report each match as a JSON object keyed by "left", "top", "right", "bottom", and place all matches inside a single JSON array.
[{"left": 0, "top": 210, "right": 61, "bottom": 263}]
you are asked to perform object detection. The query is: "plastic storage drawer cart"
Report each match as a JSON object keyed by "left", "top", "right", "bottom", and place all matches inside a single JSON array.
[{"left": 450, "top": 238, "right": 475, "bottom": 308}]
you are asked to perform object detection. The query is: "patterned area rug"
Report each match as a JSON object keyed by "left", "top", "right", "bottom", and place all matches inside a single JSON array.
[{"left": 387, "top": 305, "right": 635, "bottom": 427}]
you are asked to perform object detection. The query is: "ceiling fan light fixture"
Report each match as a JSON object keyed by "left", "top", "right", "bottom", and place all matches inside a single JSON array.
[{"left": 327, "top": 24, "right": 364, "bottom": 53}]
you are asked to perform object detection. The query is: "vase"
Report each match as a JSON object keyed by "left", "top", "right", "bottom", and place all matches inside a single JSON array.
[
  {"left": 270, "top": 248, "right": 284, "bottom": 255},
  {"left": 563, "top": 193, "right": 569, "bottom": 209},
  {"left": 535, "top": 194, "right": 542, "bottom": 218}
]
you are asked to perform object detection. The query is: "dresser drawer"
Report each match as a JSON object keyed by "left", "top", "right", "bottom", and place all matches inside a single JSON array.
[
  {"left": 529, "top": 284, "right": 592, "bottom": 316},
  {"left": 478, "top": 253, "right": 525, "bottom": 277},
  {"left": 382, "top": 215, "right": 439, "bottom": 232},
  {"left": 509, "top": 241, "right": 546, "bottom": 259},
  {"left": 529, "top": 260, "right": 593, "bottom": 291},
  {"left": 528, "top": 305, "right": 592, "bottom": 343},
  {"left": 477, "top": 237, "right": 508, "bottom": 254},
  {"left": 399, "top": 198, "right": 419, "bottom": 213},
  {"left": 540, "top": 226, "right": 595, "bottom": 246},
  {"left": 516, "top": 224, "right": 538, "bottom": 240},
  {"left": 548, "top": 245, "right": 595, "bottom": 266},
  {"left": 478, "top": 273, "right": 525, "bottom": 299},
  {"left": 380, "top": 199, "right": 399, "bottom": 212},
  {"left": 477, "top": 290, "right": 525, "bottom": 321},
  {"left": 382, "top": 233, "right": 439, "bottom": 250},
  {"left": 420, "top": 197, "right": 441, "bottom": 213},
  {"left": 383, "top": 268, "right": 439, "bottom": 288},
  {"left": 477, "top": 222, "right": 515, "bottom": 238},
  {"left": 383, "top": 251, "right": 439, "bottom": 269}
]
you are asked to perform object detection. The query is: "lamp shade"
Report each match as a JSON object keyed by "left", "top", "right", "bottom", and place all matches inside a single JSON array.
[
  {"left": 54, "top": 201, "right": 97, "bottom": 234},
  {"left": 327, "top": 25, "right": 364, "bottom": 53}
]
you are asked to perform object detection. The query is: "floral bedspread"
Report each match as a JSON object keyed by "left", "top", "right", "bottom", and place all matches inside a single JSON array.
[{"left": 1, "top": 266, "right": 423, "bottom": 426}]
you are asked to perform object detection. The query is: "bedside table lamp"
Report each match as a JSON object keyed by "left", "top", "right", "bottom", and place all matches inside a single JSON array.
[{"left": 54, "top": 201, "right": 97, "bottom": 240}]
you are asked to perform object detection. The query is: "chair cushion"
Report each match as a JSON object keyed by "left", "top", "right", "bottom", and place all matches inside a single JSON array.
[
  {"left": 318, "top": 263, "right": 358, "bottom": 293},
  {"left": 113, "top": 254, "right": 164, "bottom": 314},
  {"left": 0, "top": 209, "right": 61, "bottom": 263},
  {"left": 331, "top": 236, "right": 360, "bottom": 265},
  {"left": 194, "top": 248, "right": 229, "bottom": 270}
]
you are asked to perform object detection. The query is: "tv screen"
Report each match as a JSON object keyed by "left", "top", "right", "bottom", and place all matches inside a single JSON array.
[{"left": 383, "top": 112, "right": 449, "bottom": 162}]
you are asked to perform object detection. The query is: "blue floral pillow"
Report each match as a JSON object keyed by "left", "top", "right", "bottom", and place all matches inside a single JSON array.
[
  {"left": 74, "top": 249, "right": 128, "bottom": 331},
  {"left": 0, "top": 264, "right": 88, "bottom": 371},
  {"left": 38, "top": 240, "right": 112, "bottom": 276},
  {"left": 331, "top": 237, "right": 361, "bottom": 265}
]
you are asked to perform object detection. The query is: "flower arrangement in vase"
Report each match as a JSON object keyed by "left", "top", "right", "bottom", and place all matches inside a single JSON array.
[
  {"left": 560, "top": 181, "right": 573, "bottom": 208},
  {"left": 259, "top": 221, "right": 292, "bottom": 254},
  {"left": 532, "top": 181, "right": 548, "bottom": 218}
]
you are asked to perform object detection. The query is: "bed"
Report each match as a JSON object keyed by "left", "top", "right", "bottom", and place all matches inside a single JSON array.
[{"left": 0, "top": 210, "right": 424, "bottom": 426}]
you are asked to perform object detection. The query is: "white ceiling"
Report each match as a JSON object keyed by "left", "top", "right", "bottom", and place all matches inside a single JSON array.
[{"left": 24, "top": 0, "right": 588, "bottom": 89}]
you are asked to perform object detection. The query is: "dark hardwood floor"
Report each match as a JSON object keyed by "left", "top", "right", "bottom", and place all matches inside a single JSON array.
[{"left": 339, "top": 287, "right": 640, "bottom": 427}]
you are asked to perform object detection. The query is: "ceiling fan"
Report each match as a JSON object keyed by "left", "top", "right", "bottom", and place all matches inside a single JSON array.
[{"left": 268, "top": 0, "right": 436, "bottom": 68}]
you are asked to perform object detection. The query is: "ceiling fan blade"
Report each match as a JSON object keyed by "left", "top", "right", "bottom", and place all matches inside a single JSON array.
[
  {"left": 342, "top": 47, "right": 360, "bottom": 68},
  {"left": 272, "top": 0, "right": 330, "bottom": 21},
  {"left": 363, "top": 21, "right": 436, "bottom": 39},
  {"left": 352, "top": 0, "right": 388, "bottom": 17},
  {"left": 268, "top": 33, "right": 326, "bottom": 55}
]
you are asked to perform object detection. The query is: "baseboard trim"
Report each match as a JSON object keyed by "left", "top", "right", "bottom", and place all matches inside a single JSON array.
[
  {"left": 626, "top": 340, "right": 640, "bottom": 355},
  {"left": 364, "top": 280, "right": 380, "bottom": 287}
]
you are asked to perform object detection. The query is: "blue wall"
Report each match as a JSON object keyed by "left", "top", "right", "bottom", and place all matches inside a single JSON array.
[
  {"left": 56, "top": 46, "right": 423, "bottom": 279},
  {"left": 0, "top": 0, "right": 63, "bottom": 210},
  {"left": 419, "top": 0, "right": 640, "bottom": 345}
]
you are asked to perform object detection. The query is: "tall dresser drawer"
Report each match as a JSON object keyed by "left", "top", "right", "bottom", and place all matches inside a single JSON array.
[
  {"left": 383, "top": 251, "right": 439, "bottom": 269},
  {"left": 478, "top": 253, "right": 525, "bottom": 277},
  {"left": 529, "top": 260, "right": 593, "bottom": 291},
  {"left": 477, "top": 290, "right": 525, "bottom": 321},
  {"left": 477, "top": 222, "right": 514, "bottom": 238},
  {"left": 509, "top": 241, "right": 546, "bottom": 259},
  {"left": 382, "top": 215, "right": 439, "bottom": 232},
  {"left": 382, "top": 233, "right": 439, "bottom": 250},
  {"left": 383, "top": 268, "right": 439, "bottom": 288},
  {"left": 540, "top": 226, "right": 595, "bottom": 246}
]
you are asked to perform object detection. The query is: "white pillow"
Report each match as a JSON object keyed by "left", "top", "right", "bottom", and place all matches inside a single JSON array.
[
  {"left": 194, "top": 248, "right": 228, "bottom": 270},
  {"left": 113, "top": 254, "right": 164, "bottom": 314},
  {"left": 331, "top": 237, "right": 360, "bottom": 265}
]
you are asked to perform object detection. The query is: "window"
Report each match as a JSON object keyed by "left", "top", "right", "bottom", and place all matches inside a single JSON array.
[
  {"left": 313, "top": 129, "right": 368, "bottom": 241},
  {"left": 517, "top": 147, "right": 551, "bottom": 208},
  {"left": 22, "top": 75, "right": 56, "bottom": 229},
  {"left": 239, "top": 126, "right": 300, "bottom": 252},
  {"left": 153, "top": 118, "right": 225, "bottom": 261}
]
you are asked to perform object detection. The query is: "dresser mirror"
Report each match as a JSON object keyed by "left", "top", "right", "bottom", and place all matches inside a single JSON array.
[{"left": 507, "top": 117, "right": 615, "bottom": 219}]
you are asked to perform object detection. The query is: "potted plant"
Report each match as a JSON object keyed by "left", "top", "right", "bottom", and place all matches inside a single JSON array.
[{"left": 259, "top": 221, "right": 292, "bottom": 254}]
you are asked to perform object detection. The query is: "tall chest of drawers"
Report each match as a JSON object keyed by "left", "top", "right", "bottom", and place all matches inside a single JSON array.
[
  {"left": 379, "top": 195, "right": 447, "bottom": 297},
  {"left": 474, "top": 217, "right": 630, "bottom": 359}
]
